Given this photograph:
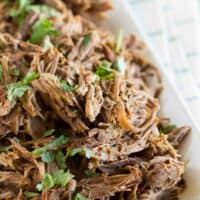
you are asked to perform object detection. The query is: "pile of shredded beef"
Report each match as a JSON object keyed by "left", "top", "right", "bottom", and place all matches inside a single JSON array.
[{"left": 0, "top": 0, "right": 190, "bottom": 199}]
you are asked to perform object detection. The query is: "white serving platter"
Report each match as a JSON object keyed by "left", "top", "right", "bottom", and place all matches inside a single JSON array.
[{"left": 105, "top": 1, "right": 200, "bottom": 199}]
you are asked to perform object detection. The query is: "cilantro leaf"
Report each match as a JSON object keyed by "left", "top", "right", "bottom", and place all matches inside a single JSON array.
[
  {"left": 36, "top": 173, "right": 56, "bottom": 191},
  {"left": 95, "top": 61, "right": 114, "bottom": 80},
  {"left": 36, "top": 170, "right": 72, "bottom": 191},
  {"left": 7, "top": 84, "right": 31, "bottom": 102},
  {"left": 159, "top": 124, "right": 177, "bottom": 134},
  {"left": 32, "top": 135, "right": 69, "bottom": 155},
  {"left": 10, "top": 0, "right": 61, "bottom": 26},
  {"left": 18, "top": 0, "right": 33, "bottom": 10},
  {"left": 6, "top": 72, "right": 39, "bottom": 102},
  {"left": 82, "top": 33, "right": 92, "bottom": 48},
  {"left": 43, "top": 36, "right": 54, "bottom": 49},
  {"left": 67, "top": 147, "right": 94, "bottom": 159},
  {"left": 55, "top": 151, "right": 67, "bottom": 169},
  {"left": 0, "top": 146, "right": 11, "bottom": 153},
  {"left": 53, "top": 170, "right": 72, "bottom": 186},
  {"left": 24, "top": 191, "right": 39, "bottom": 199},
  {"left": 115, "top": 29, "right": 123, "bottom": 53},
  {"left": 29, "top": 19, "right": 60, "bottom": 44},
  {"left": 40, "top": 149, "right": 67, "bottom": 169},
  {"left": 43, "top": 129, "right": 55, "bottom": 137},
  {"left": 74, "top": 193, "right": 89, "bottom": 200},
  {"left": 27, "top": 5, "right": 61, "bottom": 18},
  {"left": 41, "top": 151, "right": 55, "bottom": 163},
  {"left": 60, "top": 80, "right": 78, "bottom": 92},
  {"left": 22, "top": 71, "right": 39, "bottom": 84},
  {"left": 0, "top": 64, "right": 3, "bottom": 81},
  {"left": 113, "top": 57, "right": 126, "bottom": 74},
  {"left": 84, "top": 170, "right": 100, "bottom": 177},
  {"left": 9, "top": 69, "right": 20, "bottom": 77},
  {"left": 9, "top": 0, "right": 33, "bottom": 25}
]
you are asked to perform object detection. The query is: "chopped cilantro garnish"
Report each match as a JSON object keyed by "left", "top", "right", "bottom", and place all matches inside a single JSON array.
[
  {"left": 36, "top": 173, "right": 56, "bottom": 191},
  {"left": 9, "top": 69, "right": 20, "bottom": 77},
  {"left": 6, "top": 72, "right": 39, "bottom": 102},
  {"left": 159, "top": 124, "right": 177, "bottom": 134},
  {"left": 18, "top": 0, "right": 33, "bottom": 10},
  {"left": 29, "top": 19, "right": 60, "bottom": 44},
  {"left": 113, "top": 57, "right": 126, "bottom": 74},
  {"left": 41, "top": 151, "right": 55, "bottom": 163},
  {"left": 41, "top": 150, "right": 67, "bottom": 169},
  {"left": 60, "top": 80, "right": 78, "bottom": 92},
  {"left": 24, "top": 191, "right": 39, "bottom": 199},
  {"left": 36, "top": 170, "right": 72, "bottom": 191},
  {"left": 53, "top": 170, "right": 72, "bottom": 186},
  {"left": 9, "top": 0, "right": 61, "bottom": 26},
  {"left": 55, "top": 151, "right": 67, "bottom": 169},
  {"left": 84, "top": 170, "right": 100, "bottom": 177},
  {"left": 74, "top": 193, "right": 89, "bottom": 200},
  {"left": 115, "top": 29, "right": 123, "bottom": 53},
  {"left": 82, "top": 33, "right": 92, "bottom": 48},
  {"left": 95, "top": 61, "right": 114, "bottom": 80},
  {"left": 43, "top": 129, "right": 55, "bottom": 137},
  {"left": 9, "top": 0, "right": 33, "bottom": 25},
  {"left": 0, "top": 146, "right": 11, "bottom": 153},
  {"left": 0, "top": 64, "right": 3, "bottom": 81},
  {"left": 22, "top": 71, "right": 39, "bottom": 84},
  {"left": 32, "top": 135, "right": 69, "bottom": 155},
  {"left": 27, "top": 5, "right": 61, "bottom": 18},
  {"left": 67, "top": 147, "right": 94, "bottom": 159},
  {"left": 43, "top": 36, "right": 54, "bottom": 49}
]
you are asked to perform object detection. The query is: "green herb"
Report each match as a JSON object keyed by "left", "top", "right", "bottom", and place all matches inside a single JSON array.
[
  {"left": 43, "top": 36, "right": 54, "bottom": 49},
  {"left": 113, "top": 57, "right": 126, "bottom": 74},
  {"left": 22, "top": 72, "right": 39, "bottom": 84},
  {"left": 43, "top": 129, "right": 55, "bottom": 137},
  {"left": 95, "top": 61, "right": 114, "bottom": 80},
  {"left": 36, "top": 170, "right": 72, "bottom": 191},
  {"left": 53, "top": 170, "right": 72, "bottom": 186},
  {"left": 0, "top": 64, "right": 3, "bottom": 81},
  {"left": 67, "top": 147, "right": 94, "bottom": 159},
  {"left": 29, "top": 19, "right": 60, "bottom": 44},
  {"left": 159, "top": 124, "right": 177, "bottom": 134},
  {"left": 15, "top": 138, "right": 22, "bottom": 143},
  {"left": 27, "top": 5, "right": 61, "bottom": 18},
  {"left": 32, "top": 135, "right": 69, "bottom": 155},
  {"left": 24, "top": 191, "right": 39, "bottom": 199},
  {"left": 74, "top": 193, "right": 89, "bottom": 200},
  {"left": 60, "top": 81, "right": 78, "bottom": 92},
  {"left": 84, "top": 170, "right": 100, "bottom": 177},
  {"left": 82, "top": 33, "right": 92, "bottom": 48},
  {"left": 7, "top": 84, "right": 31, "bottom": 102},
  {"left": 41, "top": 151, "right": 55, "bottom": 163},
  {"left": 18, "top": 0, "right": 33, "bottom": 10},
  {"left": 40, "top": 149, "right": 67, "bottom": 168},
  {"left": 55, "top": 151, "right": 67, "bottom": 169},
  {"left": 10, "top": 1, "right": 61, "bottom": 26},
  {"left": 6, "top": 72, "right": 39, "bottom": 102},
  {"left": 9, "top": 69, "right": 20, "bottom": 77},
  {"left": 36, "top": 173, "right": 56, "bottom": 191},
  {"left": 9, "top": 0, "right": 33, "bottom": 25},
  {"left": 0, "top": 146, "right": 11, "bottom": 153},
  {"left": 115, "top": 29, "right": 123, "bottom": 53}
]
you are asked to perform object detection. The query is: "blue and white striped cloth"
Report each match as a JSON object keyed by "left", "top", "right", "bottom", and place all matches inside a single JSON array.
[{"left": 128, "top": 0, "right": 200, "bottom": 124}]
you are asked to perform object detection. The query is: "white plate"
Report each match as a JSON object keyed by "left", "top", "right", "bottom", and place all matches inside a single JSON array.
[{"left": 105, "top": 1, "right": 200, "bottom": 199}]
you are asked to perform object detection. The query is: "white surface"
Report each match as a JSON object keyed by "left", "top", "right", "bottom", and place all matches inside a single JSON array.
[
  {"left": 106, "top": 1, "right": 200, "bottom": 199},
  {"left": 127, "top": 0, "right": 200, "bottom": 126}
]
